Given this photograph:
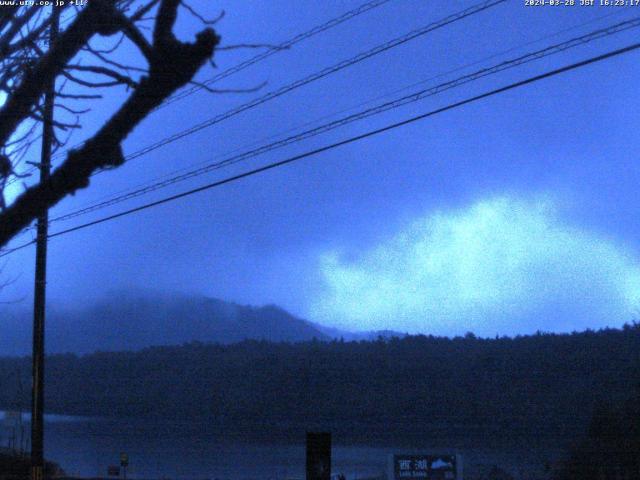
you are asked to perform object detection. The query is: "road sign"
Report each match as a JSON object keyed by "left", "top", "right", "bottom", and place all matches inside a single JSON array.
[{"left": 388, "top": 454, "right": 462, "bottom": 480}]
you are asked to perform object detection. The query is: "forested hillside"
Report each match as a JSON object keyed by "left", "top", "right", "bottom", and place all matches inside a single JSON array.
[
  {"left": 1, "top": 326, "right": 639, "bottom": 445},
  {"left": 0, "top": 294, "right": 328, "bottom": 355}
]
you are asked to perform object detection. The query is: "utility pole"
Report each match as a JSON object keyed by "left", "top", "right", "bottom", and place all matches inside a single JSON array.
[{"left": 31, "top": 6, "right": 58, "bottom": 480}]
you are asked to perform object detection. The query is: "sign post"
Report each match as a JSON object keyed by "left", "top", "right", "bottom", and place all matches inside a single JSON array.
[
  {"left": 120, "top": 453, "right": 129, "bottom": 480},
  {"left": 306, "top": 432, "right": 331, "bottom": 480}
]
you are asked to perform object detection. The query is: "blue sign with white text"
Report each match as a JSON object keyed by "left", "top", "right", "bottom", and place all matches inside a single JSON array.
[{"left": 393, "top": 455, "right": 457, "bottom": 480}]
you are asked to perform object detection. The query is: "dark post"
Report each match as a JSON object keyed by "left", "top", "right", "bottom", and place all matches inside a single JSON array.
[
  {"left": 31, "top": 7, "right": 58, "bottom": 480},
  {"left": 120, "top": 452, "right": 129, "bottom": 480},
  {"left": 306, "top": 432, "right": 332, "bottom": 480}
]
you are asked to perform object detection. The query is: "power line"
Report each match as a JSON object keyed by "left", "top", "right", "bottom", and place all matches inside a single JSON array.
[
  {"left": 48, "top": 15, "right": 640, "bottom": 224},
  {"left": 55, "top": 7, "right": 632, "bottom": 219},
  {"left": 159, "top": 0, "right": 393, "bottom": 109},
  {"left": 118, "top": 0, "right": 507, "bottom": 163},
  {"left": 12, "top": 0, "right": 502, "bottom": 190},
  {"left": 38, "top": 0, "right": 393, "bottom": 170},
  {"left": 6, "top": 2, "right": 623, "bottom": 193},
  {"left": 2, "top": 40, "right": 638, "bottom": 258}
]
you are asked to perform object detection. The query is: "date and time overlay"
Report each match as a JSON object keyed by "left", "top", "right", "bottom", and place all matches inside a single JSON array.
[{"left": 526, "top": 0, "right": 640, "bottom": 7}]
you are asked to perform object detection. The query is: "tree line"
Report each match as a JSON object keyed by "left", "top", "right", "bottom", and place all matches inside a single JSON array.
[{"left": 1, "top": 325, "right": 640, "bottom": 446}]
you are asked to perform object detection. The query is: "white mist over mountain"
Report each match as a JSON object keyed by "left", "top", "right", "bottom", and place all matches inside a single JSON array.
[{"left": 311, "top": 194, "right": 640, "bottom": 335}]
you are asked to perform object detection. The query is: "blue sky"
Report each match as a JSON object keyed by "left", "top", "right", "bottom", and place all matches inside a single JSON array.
[{"left": 2, "top": 0, "right": 640, "bottom": 337}]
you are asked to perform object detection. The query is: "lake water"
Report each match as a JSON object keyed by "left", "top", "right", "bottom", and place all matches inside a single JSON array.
[{"left": 1, "top": 411, "right": 563, "bottom": 480}]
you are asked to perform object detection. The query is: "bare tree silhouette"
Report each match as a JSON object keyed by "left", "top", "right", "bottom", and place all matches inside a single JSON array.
[{"left": 0, "top": 0, "right": 220, "bottom": 248}]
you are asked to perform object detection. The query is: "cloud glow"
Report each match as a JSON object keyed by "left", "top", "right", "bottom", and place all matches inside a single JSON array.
[{"left": 310, "top": 195, "right": 640, "bottom": 335}]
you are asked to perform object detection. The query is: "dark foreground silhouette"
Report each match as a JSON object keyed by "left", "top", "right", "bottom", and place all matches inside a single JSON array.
[
  {"left": 0, "top": 452, "right": 63, "bottom": 479},
  {"left": 554, "top": 389, "right": 640, "bottom": 479}
]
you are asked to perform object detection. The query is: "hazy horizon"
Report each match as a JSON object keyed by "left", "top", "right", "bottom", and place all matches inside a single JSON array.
[{"left": 2, "top": 1, "right": 640, "bottom": 342}]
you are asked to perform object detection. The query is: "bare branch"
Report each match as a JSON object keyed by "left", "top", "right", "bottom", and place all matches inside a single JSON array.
[
  {"left": 0, "top": 0, "right": 220, "bottom": 246},
  {"left": 0, "top": 7, "right": 40, "bottom": 60},
  {"left": 55, "top": 103, "right": 91, "bottom": 115},
  {"left": 153, "top": 0, "right": 181, "bottom": 46},
  {"left": 117, "top": 14, "right": 154, "bottom": 61},
  {"left": 180, "top": 2, "right": 224, "bottom": 26},
  {"left": 0, "top": 1, "right": 123, "bottom": 145},
  {"left": 4, "top": 120, "right": 38, "bottom": 147},
  {"left": 66, "top": 64, "right": 139, "bottom": 88},
  {"left": 55, "top": 79, "right": 102, "bottom": 99},
  {"left": 130, "top": 0, "right": 161, "bottom": 22},
  {"left": 56, "top": 92, "right": 103, "bottom": 100},
  {"left": 2, "top": 16, "right": 51, "bottom": 59},
  {"left": 61, "top": 69, "right": 127, "bottom": 89},
  {"left": 29, "top": 111, "right": 80, "bottom": 130},
  {"left": 84, "top": 43, "right": 148, "bottom": 73},
  {"left": 82, "top": 33, "right": 126, "bottom": 55}
]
